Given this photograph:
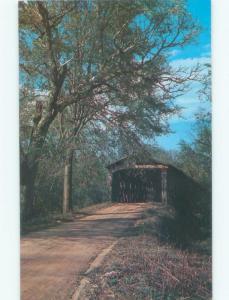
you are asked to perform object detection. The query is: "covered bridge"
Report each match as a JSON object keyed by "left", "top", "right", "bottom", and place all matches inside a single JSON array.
[{"left": 107, "top": 156, "right": 201, "bottom": 205}]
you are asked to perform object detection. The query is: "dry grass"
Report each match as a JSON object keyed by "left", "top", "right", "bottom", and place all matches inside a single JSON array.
[
  {"left": 85, "top": 205, "right": 212, "bottom": 300},
  {"left": 21, "top": 201, "right": 112, "bottom": 234}
]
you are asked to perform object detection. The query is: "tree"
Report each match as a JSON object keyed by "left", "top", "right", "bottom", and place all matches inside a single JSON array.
[
  {"left": 178, "top": 114, "right": 211, "bottom": 187},
  {"left": 19, "top": 0, "right": 200, "bottom": 218},
  {"left": 176, "top": 64, "right": 211, "bottom": 238},
  {"left": 177, "top": 64, "right": 211, "bottom": 188}
]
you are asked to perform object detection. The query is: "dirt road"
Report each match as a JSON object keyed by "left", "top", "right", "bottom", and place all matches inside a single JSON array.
[{"left": 21, "top": 203, "right": 152, "bottom": 300}]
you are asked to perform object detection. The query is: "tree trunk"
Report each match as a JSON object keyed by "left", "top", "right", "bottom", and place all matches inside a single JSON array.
[
  {"left": 20, "top": 127, "right": 50, "bottom": 220},
  {"left": 63, "top": 149, "right": 74, "bottom": 215},
  {"left": 20, "top": 61, "right": 66, "bottom": 218},
  {"left": 21, "top": 160, "right": 38, "bottom": 220}
]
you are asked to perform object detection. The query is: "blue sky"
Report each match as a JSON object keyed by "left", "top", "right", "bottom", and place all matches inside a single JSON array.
[{"left": 156, "top": 0, "right": 211, "bottom": 150}]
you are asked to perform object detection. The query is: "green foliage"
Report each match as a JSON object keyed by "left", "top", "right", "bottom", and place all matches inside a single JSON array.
[
  {"left": 178, "top": 114, "right": 211, "bottom": 188},
  {"left": 173, "top": 115, "right": 211, "bottom": 240},
  {"left": 72, "top": 150, "right": 111, "bottom": 208}
]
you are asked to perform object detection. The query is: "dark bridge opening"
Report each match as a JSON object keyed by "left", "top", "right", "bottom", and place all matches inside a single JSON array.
[{"left": 112, "top": 168, "right": 162, "bottom": 203}]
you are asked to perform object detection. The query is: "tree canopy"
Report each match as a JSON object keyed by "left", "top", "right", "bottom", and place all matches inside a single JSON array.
[{"left": 19, "top": 0, "right": 201, "bottom": 218}]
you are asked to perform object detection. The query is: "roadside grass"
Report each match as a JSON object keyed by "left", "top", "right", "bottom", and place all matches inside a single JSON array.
[
  {"left": 85, "top": 204, "right": 212, "bottom": 300},
  {"left": 21, "top": 214, "right": 61, "bottom": 235},
  {"left": 21, "top": 201, "right": 112, "bottom": 234}
]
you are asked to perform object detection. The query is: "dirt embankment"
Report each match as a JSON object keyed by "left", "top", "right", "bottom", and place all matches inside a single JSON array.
[{"left": 82, "top": 204, "right": 212, "bottom": 300}]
